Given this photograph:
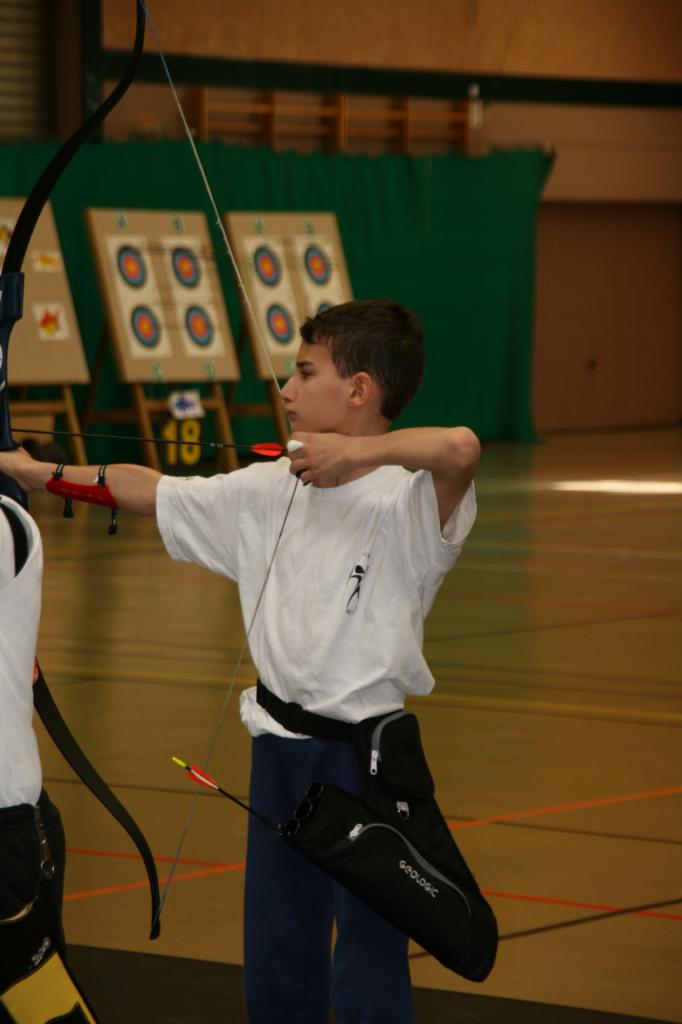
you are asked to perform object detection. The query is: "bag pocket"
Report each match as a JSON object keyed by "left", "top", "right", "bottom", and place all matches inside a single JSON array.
[{"left": 362, "top": 711, "right": 435, "bottom": 800}]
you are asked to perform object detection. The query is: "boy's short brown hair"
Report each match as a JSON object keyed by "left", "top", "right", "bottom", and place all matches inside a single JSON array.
[{"left": 299, "top": 300, "right": 424, "bottom": 421}]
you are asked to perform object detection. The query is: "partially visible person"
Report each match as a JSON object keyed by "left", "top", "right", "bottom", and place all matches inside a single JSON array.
[{"left": 0, "top": 494, "right": 97, "bottom": 1024}]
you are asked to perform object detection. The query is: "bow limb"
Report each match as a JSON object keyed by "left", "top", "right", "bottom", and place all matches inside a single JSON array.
[{"left": 0, "top": 0, "right": 162, "bottom": 940}]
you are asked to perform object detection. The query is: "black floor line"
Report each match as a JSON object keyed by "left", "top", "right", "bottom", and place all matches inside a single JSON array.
[
  {"left": 481, "top": 819, "right": 682, "bottom": 847},
  {"left": 497, "top": 895, "right": 682, "bottom": 942},
  {"left": 406, "top": 898, "right": 682, "bottom": 958}
]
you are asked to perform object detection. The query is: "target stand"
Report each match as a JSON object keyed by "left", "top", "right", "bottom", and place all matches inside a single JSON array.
[
  {"left": 224, "top": 212, "right": 352, "bottom": 443},
  {"left": 1, "top": 198, "right": 90, "bottom": 463},
  {"left": 84, "top": 208, "right": 240, "bottom": 472}
]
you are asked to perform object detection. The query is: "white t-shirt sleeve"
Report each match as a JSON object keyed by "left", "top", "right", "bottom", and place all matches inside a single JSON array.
[
  {"left": 393, "top": 471, "right": 476, "bottom": 589},
  {"left": 156, "top": 472, "right": 242, "bottom": 580}
]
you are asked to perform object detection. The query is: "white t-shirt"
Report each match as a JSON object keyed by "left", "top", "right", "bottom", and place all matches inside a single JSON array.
[
  {"left": 156, "top": 459, "right": 476, "bottom": 738},
  {"left": 0, "top": 496, "right": 43, "bottom": 806}
]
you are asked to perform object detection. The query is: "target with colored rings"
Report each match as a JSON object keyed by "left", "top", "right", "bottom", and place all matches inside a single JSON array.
[
  {"left": 117, "top": 245, "right": 147, "bottom": 288},
  {"left": 304, "top": 244, "right": 331, "bottom": 285},
  {"left": 316, "top": 302, "right": 333, "bottom": 315},
  {"left": 185, "top": 305, "right": 214, "bottom": 347},
  {"left": 266, "top": 303, "right": 294, "bottom": 345},
  {"left": 131, "top": 306, "right": 161, "bottom": 347},
  {"left": 254, "top": 245, "right": 281, "bottom": 286},
  {"left": 172, "top": 247, "right": 201, "bottom": 287}
]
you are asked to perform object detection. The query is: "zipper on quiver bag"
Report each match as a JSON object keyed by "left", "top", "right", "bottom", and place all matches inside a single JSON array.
[{"left": 362, "top": 710, "right": 435, "bottom": 821}]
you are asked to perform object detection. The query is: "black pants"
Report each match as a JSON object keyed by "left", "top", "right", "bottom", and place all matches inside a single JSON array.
[{"left": 0, "top": 790, "right": 67, "bottom": 992}]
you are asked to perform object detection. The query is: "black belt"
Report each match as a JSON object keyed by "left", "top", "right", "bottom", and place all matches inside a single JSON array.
[{"left": 256, "top": 680, "right": 385, "bottom": 743}]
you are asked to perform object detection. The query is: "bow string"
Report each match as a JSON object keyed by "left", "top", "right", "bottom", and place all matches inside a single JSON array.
[{"left": 137, "top": 0, "right": 301, "bottom": 930}]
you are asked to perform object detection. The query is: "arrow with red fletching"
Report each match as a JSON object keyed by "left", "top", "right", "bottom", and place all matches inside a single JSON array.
[
  {"left": 172, "top": 756, "right": 281, "bottom": 832},
  {"left": 172, "top": 757, "right": 220, "bottom": 791},
  {"left": 13, "top": 427, "right": 287, "bottom": 458}
]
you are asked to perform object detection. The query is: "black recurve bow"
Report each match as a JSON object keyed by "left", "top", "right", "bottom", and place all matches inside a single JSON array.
[{"left": 0, "top": 1, "right": 161, "bottom": 940}]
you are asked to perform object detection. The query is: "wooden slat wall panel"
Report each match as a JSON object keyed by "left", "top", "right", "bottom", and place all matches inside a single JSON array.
[
  {"left": 0, "top": 0, "right": 51, "bottom": 139},
  {"left": 533, "top": 204, "right": 681, "bottom": 433}
]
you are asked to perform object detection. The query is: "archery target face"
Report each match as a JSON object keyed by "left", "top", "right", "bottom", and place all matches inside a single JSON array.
[
  {"left": 244, "top": 235, "right": 300, "bottom": 361},
  {"left": 172, "top": 246, "right": 201, "bottom": 288},
  {"left": 0, "top": 198, "right": 89, "bottom": 385},
  {"left": 105, "top": 234, "right": 171, "bottom": 359},
  {"left": 292, "top": 234, "right": 346, "bottom": 318},
  {"left": 131, "top": 305, "right": 161, "bottom": 347},
  {"left": 32, "top": 303, "right": 70, "bottom": 341},
  {"left": 159, "top": 235, "right": 226, "bottom": 358},
  {"left": 117, "top": 244, "right": 148, "bottom": 288},
  {"left": 266, "top": 303, "right": 295, "bottom": 345},
  {"left": 253, "top": 244, "right": 282, "bottom": 287},
  {"left": 30, "top": 250, "right": 62, "bottom": 273},
  {"left": 185, "top": 305, "right": 214, "bottom": 347},
  {"left": 303, "top": 243, "right": 331, "bottom": 285}
]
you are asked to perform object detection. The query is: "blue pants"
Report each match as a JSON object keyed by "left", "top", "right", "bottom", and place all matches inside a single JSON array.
[{"left": 243, "top": 734, "right": 415, "bottom": 1024}]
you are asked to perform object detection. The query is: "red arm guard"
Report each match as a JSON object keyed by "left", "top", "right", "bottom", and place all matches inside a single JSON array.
[
  {"left": 46, "top": 464, "right": 118, "bottom": 534},
  {"left": 45, "top": 477, "right": 117, "bottom": 508}
]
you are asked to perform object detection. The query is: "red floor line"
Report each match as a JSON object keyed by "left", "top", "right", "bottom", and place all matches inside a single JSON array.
[
  {"left": 67, "top": 846, "right": 232, "bottom": 868},
  {"left": 64, "top": 864, "right": 682, "bottom": 922},
  {"left": 483, "top": 888, "right": 682, "bottom": 922},
  {"left": 64, "top": 862, "right": 245, "bottom": 902},
  {"left": 449, "top": 784, "right": 682, "bottom": 831}
]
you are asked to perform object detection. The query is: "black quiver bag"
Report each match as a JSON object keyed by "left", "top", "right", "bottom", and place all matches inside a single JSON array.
[{"left": 281, "top": 710, "right": 498, "bottom": 982}]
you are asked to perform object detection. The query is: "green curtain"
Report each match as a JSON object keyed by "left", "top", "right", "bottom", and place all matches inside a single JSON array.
[{"left": 0, "top": 141, "right": 552, "bottom": 456}]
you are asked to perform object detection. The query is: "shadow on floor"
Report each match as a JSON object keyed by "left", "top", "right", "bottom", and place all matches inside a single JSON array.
[{"left": 68, "top": 945, "right": 665, "bottom": 1024}]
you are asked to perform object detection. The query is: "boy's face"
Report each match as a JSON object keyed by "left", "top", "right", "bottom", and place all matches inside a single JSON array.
[{"left": 281, "top": 341, "right": 354, "bottom": 433}]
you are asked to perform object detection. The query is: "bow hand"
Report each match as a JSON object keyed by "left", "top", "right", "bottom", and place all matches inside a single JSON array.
[{"left": 0, "top": 447, "right": 41, "bottom": 493}]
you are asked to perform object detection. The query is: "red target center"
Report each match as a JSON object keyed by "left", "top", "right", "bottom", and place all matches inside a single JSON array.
[{"left": 138, "top": 316, "right": 154, "bottom": 338}]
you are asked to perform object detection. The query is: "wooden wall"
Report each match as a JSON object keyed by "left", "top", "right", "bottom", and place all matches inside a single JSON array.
[
  {"left": 486, "top": 104, "right": 682, "bottom": 204},
  {"left": 533, "top": 204, "right": 681, "bottom": 432},
  {"left": 103, "top": 0, "right": 682, "bottom": 83}
]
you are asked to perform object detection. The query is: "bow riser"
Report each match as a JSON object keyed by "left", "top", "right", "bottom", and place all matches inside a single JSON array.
[{"left": 0, "top": 271, "right": 25, "bottom": 505}]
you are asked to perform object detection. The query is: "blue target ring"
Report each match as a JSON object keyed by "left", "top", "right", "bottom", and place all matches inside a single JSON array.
[
  {"left": 185, "top": 305, "right": 214, "bottom": 347},
  {"left": 304, "top": 244, "right": 331, "bottom": 285},
  {"left": 266, "top": 303, "right": 294, "bottom": 345},
  {"left": 254, "top": 245, "right": 281, "bottom": 287},
  {"left": 117, "top": 245, "right": 147, "bottom": 288},
  {"left": 316, "top": 302, "right": 333, "bottom": 315},
  {"left": 172, "top": 247, "right": 201, "bottom": 288},
  {"left": 131, "top": 306, "right": 161, "bottom": 347}
]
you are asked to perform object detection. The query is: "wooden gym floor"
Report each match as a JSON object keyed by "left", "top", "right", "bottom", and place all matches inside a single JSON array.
[{"left": 31, "top": 428, "right": 681, "bottom": 1022}]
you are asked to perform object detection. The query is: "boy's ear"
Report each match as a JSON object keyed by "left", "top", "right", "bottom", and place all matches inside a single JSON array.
[{"left": 348, "top": 372, "right": 374, "bottom": 407}]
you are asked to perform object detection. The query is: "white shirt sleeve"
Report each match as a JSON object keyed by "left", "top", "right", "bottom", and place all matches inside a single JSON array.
[
  {"left": 156, "top": 471, "right": 243, "bottom": 580},
  {"left": 392, "top": 471, "right": 476, "bottom": 590}
]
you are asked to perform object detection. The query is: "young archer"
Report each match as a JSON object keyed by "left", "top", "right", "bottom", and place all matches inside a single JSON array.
[{"left": 0, "top": 300, "right": 481, "bottom": 1024}]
